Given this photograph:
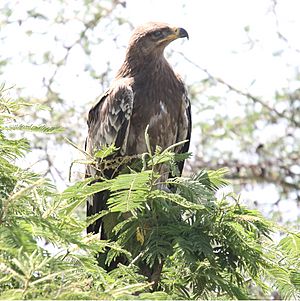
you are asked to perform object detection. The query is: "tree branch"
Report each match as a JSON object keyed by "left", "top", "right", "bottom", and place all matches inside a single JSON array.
[{"left": 179, "top": 51, "right": 300, "bottom": 127}]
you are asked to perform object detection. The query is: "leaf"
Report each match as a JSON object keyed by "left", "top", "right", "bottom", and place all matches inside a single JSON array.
[
  {"left": 167, "top": 177, "right": 214, "bottom": 203},
  {"left": 60, "top": 178, "right": 110, "bottom": 200},
  {"left": 107, "top": 171, "right": 151, "bottom": 212},
  {"left": 0, "top": 289, "right": 23, "bottom": 300},
  {"left": 139, "top": 291, "right": 172, "bottom": 300},
  {"left": 94, "top": 144, "right": 119, "bottom": 159},
  {"left": 149, "top": 190, "right": 206, "bottom": 211},
  {"left": 268, "top": 266, "right": 300, "bottom": 300},
  {"left": 291, "top": 271, "right": 300, "bottom": 290},
  {"left": 194, "top": 168, "right": 229, "bottom": 191},
  {"left": 86, "top": 210, "right": 110, "bottom": 228},
  {"left": 279, "top": 233, "right": 300, "bottom": 257},
  {"left": 1, "top": 124, "right": 64, "bottom": 134}
]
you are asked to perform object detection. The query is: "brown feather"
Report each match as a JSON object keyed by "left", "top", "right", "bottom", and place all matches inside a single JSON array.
[{"left": 85, "top": 21, "right": 191, "bottom": 284}]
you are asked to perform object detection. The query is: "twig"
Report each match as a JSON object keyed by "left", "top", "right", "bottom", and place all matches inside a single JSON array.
[{"left": 178, "top": 51, "right": 300, "bottom": 127}]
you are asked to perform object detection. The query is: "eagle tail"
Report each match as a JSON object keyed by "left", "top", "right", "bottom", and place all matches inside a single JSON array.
[{"left": 86, "top": 190, "right": 109, "bottom": 239}]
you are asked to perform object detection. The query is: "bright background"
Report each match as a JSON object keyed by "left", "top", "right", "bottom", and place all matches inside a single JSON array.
[{"left": 1, "top": 0, "right": 299, "bottom": 223}]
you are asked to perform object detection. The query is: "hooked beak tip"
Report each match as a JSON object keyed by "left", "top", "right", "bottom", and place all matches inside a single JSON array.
[{"left": 177, "top": 27, "right": 189, "bottom": 40}]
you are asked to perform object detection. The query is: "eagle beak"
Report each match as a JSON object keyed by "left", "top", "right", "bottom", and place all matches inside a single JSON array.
[
  {"left": 159, "top": 27, "right": 189, "bottom": 44},
  {"left": 174, "top": 27, "right": 189, "bottom": 40}
]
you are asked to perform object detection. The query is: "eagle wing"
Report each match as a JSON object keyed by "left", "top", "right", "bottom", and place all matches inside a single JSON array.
[
  {"left": 176, "top": 84, "right": 192, "bottom": 175},
  {"left": 85, "top": 80, "right": 134, "bottom": 235},
  {"left": 85, "top": 80, "right": 134, "bottom": 172}
]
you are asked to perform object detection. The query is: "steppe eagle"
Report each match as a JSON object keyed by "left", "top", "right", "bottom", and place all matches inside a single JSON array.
[{"left": 86, "top": 22, "right": 191, "bottom": 238}]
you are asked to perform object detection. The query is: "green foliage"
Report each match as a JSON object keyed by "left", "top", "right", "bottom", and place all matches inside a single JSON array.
[
  {"left": 0, "top": 124, "right": 63, "bottom": 134},
  {"left": 267, "top": 232, "right": 300, "bottom": 300},
  {"left": 0, "top": 87, "right": 299, "bottom": 300},
  {"left": 0, "top": 87, "right": 150, "bottom": 299}
]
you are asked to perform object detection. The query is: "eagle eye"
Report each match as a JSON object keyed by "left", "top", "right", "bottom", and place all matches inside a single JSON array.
[{"left": 152, "top": 30, "right": 163, "bottom": 38}]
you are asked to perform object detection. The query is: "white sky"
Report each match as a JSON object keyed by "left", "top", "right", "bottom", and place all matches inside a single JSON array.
[{"left": 3, "top": 0, "right": 300, "bottom": 101}]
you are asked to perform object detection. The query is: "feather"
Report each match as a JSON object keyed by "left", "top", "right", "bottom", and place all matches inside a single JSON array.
[{"left": 85, "top": 22, "right": 191, "bottom": 284}]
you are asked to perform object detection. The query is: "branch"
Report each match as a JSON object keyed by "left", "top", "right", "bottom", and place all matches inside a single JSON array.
[
  {"left": 189, "top": 156, "right": 300, "bottom": 192},
  {"left": 270, "top": 0, "right": 300, "bottom": 54},
  {"left": 179, "top": 51, "right": 300, "bottom": 127}
]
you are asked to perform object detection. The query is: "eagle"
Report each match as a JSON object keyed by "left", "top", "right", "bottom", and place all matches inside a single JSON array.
[{"left": 86, "top": 22, "right": 191, "bottom": 241}]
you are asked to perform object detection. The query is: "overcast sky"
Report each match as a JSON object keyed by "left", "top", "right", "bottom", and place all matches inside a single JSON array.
[{"left": 2, "top": 0, "right": 300, "bottom": 101}]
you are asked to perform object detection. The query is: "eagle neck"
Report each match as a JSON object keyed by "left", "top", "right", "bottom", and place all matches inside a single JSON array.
[{"left": 116, "top": 51, "right": 172, "bottom": 79}]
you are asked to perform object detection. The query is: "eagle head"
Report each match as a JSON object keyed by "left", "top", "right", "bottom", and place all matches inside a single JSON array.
[{"left": 127, "top": 22, "right": 189, "bottom": 57}]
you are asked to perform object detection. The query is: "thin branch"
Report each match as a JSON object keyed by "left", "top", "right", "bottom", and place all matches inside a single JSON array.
[
  {"left": 179, "top": 51, "right": 300, "bottom": 127},
  {"left": 189, "top": 157, "right": 299, "bottom": 192},
  {"left": 270, "top": 0, "right": 300, "bottom": 54}
]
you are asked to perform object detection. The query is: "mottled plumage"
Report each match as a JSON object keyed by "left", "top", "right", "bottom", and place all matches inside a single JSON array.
[{"left": 86, "top": 22, "right": 191, "bottom": 236}]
